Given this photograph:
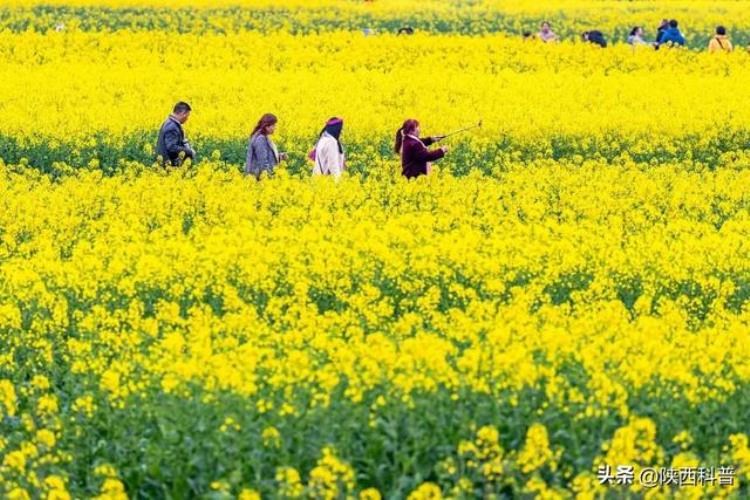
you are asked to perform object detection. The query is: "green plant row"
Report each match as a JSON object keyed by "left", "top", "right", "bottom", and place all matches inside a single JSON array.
[{"left": 4, "top": 130, "right": 750, "bottom": 177}]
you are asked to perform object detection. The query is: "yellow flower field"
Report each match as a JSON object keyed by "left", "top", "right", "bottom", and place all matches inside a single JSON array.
[
  {"left": 1, "top": 29, "right": 750, "bottom": 175},
  {"left": 3, "top": 161, "right": 750, "bottom": 497},
  {"left": 2, "top": 1, "right": 750, "bottom": 498},
  {"left": 3, "top": 0, "right": 750, "bottom": 44}
]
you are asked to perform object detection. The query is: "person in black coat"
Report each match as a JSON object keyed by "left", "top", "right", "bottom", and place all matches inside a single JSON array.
[
  {"left": 395, "top": 119, "right": 449, "bottom": 179},
  {"left": 582, "top": 30, "right": 607, "bottom": 47},
  {"left": 156, "top": 102, "right": 195, "bottom": 167}
]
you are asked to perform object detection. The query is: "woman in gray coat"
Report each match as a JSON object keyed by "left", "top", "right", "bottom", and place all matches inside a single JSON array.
[{"left": 245, "top": 113, "right": 287, "bottom": 179}]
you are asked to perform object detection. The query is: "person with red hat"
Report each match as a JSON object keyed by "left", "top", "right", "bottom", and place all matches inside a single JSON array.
[{"left": 311, "top": 117, "right": 346, "bottom": 179}]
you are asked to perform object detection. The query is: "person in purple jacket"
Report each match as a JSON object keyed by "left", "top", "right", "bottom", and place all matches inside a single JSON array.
[{"left": 395, "top": 119, "right": 449, "bottom": 179}]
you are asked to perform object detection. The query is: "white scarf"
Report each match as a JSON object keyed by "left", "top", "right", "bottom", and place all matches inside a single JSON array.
[
  {"left": 268, "top": 136, "right": 279, "bottom": 163},
  {"left": 406, "top": 134, "right": 425, "bottom": 146}
]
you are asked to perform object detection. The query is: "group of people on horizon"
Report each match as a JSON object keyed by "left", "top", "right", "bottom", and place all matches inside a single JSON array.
[
  {"left": 524, "top": 19, "right": 735, "bottom": 52},
  {"left": 155, "top": 103, "right": 449, "bottom": 181}
]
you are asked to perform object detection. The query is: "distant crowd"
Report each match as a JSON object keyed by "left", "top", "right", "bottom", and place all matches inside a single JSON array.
[{"left": 523, "top": 19, "right": 734, "bottom": 52}]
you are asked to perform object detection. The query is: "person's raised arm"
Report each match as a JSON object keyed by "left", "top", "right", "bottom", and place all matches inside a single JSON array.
[
  {"left": 413, "top": 142, "right": 447, "bottom": 163},
  {"left": 425, "top": 146, "right": 447, "bottom": 162}
]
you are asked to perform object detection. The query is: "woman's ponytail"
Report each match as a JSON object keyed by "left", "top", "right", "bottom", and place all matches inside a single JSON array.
[
  {"left": 394, "top": 127, "right": 405, "bottom": 154},
  {"left": 395, "top": 119, "right": 420, "bottom": 154}
]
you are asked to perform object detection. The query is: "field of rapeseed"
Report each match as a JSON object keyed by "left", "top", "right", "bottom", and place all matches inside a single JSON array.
[
  {"left": 5, "top": 161, "right": 750, "bottom": 498},
  {"left": 4, "top": 28, "right": 750, "bottom": 174},
  {"left": 3, "top": 1, "right": 750, "bottom": 498}
]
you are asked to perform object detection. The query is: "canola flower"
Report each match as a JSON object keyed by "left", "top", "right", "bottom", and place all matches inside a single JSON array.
[
  {"left": 2, "top": 0, "right": 750, "bottom": 45},
  {"left": 1, "top": 160, "right": 750, "bottom": 496},
  {"left": 3, "top": 0, "right": 750, "bottom": 497},
  {"left": 1, "top": 30, "right": 750, "bottom": 172}
]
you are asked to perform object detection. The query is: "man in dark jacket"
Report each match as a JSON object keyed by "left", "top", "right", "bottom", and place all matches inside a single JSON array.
[
  {"left": 657, "top": 20, "right": 686, "bottom": 47},
  {"left": 156, "top": 102, "right": 195, "bottom": 166}
]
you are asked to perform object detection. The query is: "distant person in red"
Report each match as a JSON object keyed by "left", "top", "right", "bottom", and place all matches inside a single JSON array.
[{"left": 395, "top": 119, "right": 449, "bottom": 179}]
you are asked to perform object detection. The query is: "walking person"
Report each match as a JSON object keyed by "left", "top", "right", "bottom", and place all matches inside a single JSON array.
[
  {"left": 311, "top": 118, "right": 346, "bottom": 179},
  {"left": 395, "top": 119, "right": 449, "bottom": 179},
  {"left": 627, "top": 26, "right": 649, "bottom": 46},
  {"left": 245, "top": 113, "right": 287, "bottom": 179},
  {"left": 156, "top": 101, "right": 195, "bottom": 167},
  {"left": 708, "top": 26, "right": 733, "bottom": 53},
  {"left": 657, "top": 20, "right": 685, "bottom": 47},
  {"left": 538, "top": 21, "right": 557, "bottom": 43},
  {"left": 582, "top": 30, "right": 607, "bottom": 47},
  {"left": 655, "top": 19, "right": 669, "bottom": 44}
]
